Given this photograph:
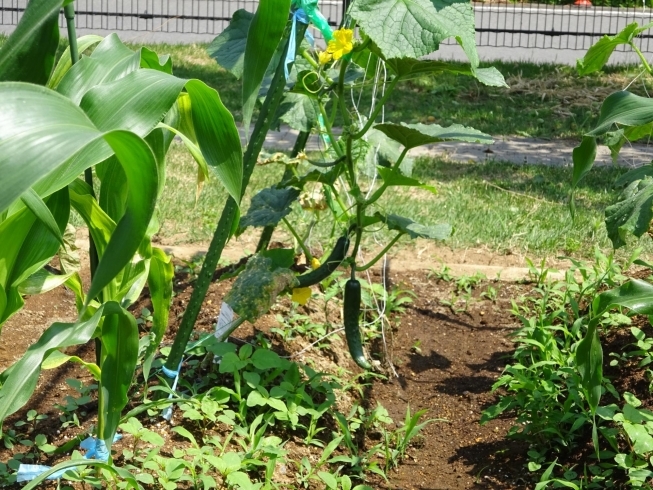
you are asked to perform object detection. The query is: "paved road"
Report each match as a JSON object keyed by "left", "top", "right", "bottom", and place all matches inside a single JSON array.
[{"left": 255, "top": 126, "right": 653, "bottom": 168}]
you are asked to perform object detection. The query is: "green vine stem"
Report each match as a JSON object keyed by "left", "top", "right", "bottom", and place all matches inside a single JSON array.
[
  {"left": 337, "top": 59, "right": 352, "bottom": 129},
  {"left": 317, "top": 100, "right": 343, "bottom": 157},
  {"left": 630, "top": 42, "right": 653, "bottom": 75},
  {"left": 283, "top": 217, "right": 313, "bottom": 262},
  {"left": 164, "top": 21, "right": 308, "bottom": 376},
  {"left": 355, "top": 233, "right": 403, "bottom": 271},
  {"left": 365, "top": 147, "right": 409, "bottom": 206}
]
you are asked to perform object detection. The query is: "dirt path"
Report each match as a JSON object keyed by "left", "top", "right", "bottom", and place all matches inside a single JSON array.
[
  {"left": 365, "top": 270, "right": 527, "bottom": 489},
  {"left": 156, "top": 236, "right": 569, "bottom": 283}
]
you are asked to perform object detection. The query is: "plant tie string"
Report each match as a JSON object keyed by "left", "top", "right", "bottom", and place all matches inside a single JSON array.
[
  {"left": 285, "top": 9, "right": 312, "bottom": 80},
  {"left": 161, "top": 358, "right": 183, "bottom": 421},
  {"left": 16, "top": 434, "right": 122, "bottom": 482}
]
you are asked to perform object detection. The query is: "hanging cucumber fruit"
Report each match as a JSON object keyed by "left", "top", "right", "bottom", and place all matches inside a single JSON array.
[
  {"left": 296, "top": 234, "right": 350, "bottom": 288},
  {"left": 343, "top": 273, "right": 372, "bottom": 370}
]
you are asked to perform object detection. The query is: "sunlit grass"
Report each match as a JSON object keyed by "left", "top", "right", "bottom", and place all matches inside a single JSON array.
[
  {"left": 157, "top": 143, "right": 650, "bottom": 259},
  {"left": 3, "top": 36, "right": 645, "bottom": 140}
]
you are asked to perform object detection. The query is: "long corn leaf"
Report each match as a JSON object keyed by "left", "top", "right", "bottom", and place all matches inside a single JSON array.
[
  {"left": 242, "top": 0, "right": 291, "bottom": 136},
  {"left": 142, "top": 248, "right": 174, "bottom": 381},
  {"left": 0, "top": 0, "right": 63, "bottom": 84},
  {"left": 99, "top": 305, "right": 139, "bottom": 445}
]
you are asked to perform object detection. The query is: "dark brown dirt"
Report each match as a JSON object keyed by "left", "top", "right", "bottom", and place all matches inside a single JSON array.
[{"left": 363, "top": 273, "right": 530, "bottom": 490}]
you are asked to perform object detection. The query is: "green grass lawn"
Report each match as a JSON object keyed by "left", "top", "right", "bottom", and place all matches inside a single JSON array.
[
  {"left": 158, "top": 142, "right": 652, "bottom": 259},
  {"left": 140, "top": 43, "right": 652, "bottom": 140}
]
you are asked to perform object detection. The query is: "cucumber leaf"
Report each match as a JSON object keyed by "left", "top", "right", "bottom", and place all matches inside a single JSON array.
[
  {"left": 206, "top": 9, "right": 254, "bottom": 79},
  {"left": 385, "top": 58, "right": 507, "bottom": 87},
  {"left": 275, "top": 93, "right": 318, "bottom": 132},
  {"left": 350, "top": 0, "right": 477, "bottom": 62},
  {"left": 604, "top": 177, "right": 653, "bottom": 248},
  {"left": 381, "top": 213, "right": 452, "bottom": 240},
  {"left": 375, "top": 122, "right": 493, "bottom": 150},
  {"left": 239, "top": 187, "right": 300, "bottom": 231},
  {"left": 377, "top": 167, "right": 437, "bottom": 194}
]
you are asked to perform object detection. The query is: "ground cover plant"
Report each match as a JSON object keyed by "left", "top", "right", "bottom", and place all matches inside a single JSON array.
[
  {"left": 461, "top": 23, "right": 653, "bottom": 489},
  {"left": 0, "top": 0, "right": 516, "bottom": 487}
]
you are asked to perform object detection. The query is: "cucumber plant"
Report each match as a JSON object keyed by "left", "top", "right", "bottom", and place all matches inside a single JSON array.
[
  {"left": 165, "top": 0, "right": 507, "bottom": 374},
  {"left": 0, "top": 0, "right": 506, "bottom": 483}
]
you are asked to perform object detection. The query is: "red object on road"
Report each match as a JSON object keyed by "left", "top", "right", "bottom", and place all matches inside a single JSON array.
[{"left": 573, "top": 0, "right": 593, "bottom": 6}]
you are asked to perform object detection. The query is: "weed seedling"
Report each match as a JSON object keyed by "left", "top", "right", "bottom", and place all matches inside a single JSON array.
[{"left": 427, "top": 264, "right": 453, "bottom": 282}]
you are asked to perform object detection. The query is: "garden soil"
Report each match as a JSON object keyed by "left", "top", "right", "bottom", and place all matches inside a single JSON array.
[{"left": 0, "top": 244, "right": 620, "bottom": 489}]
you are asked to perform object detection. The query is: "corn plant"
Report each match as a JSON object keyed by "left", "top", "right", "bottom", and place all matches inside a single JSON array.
[{"left": 0, "top": 0, "right": 241, "bottom": 460}]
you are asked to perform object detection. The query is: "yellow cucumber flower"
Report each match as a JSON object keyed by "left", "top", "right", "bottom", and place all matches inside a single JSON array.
[
  {"left": 318, "top": 50, "right": 333, "bottom": 65},
  {"left": 327, "top": 28, "right": 354, "bottom": 60},
  {"left": 292, "top": 287, "right": 312, "bottom": 305},
  {"left": 311, "top": 257, "right": 321, "bottom": 270}
]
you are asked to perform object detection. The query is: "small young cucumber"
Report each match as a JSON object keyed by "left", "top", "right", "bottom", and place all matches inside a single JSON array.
[
  {"left": 343, "top": 279, "right": 372, "bottom": 370},
  {"left": 296, "top": 235, "right": 350, "bottom": 288}
]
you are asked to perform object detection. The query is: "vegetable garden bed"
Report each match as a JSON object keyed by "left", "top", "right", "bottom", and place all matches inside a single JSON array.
[
  {"left": 0, "top": 252, "right": 527, "bottom": 489},
  {"left": 2, "top": 249, "right": 653, "bottom": 489}
]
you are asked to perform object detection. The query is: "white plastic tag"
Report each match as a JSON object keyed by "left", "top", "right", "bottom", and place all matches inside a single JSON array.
[{"left": 215, "top": 301, "right": 234, "bottom": 341}]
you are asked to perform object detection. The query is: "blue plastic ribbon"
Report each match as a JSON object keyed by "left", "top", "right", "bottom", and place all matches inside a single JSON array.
[
  {"left": 285, "top": 9, "right": 311, "bottom": 80},
  {"left": 161, "top": 358, "right": 183, "bottom": 421},
  {"left": 161, "top": 364, "right": 179, "bottom": 379},
  {"left": 16, "top": 434, "right": 122, "bottom": 482}
]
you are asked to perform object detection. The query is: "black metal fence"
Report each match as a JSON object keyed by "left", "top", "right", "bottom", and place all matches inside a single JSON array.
[
  {"left": 2, "top": 0, "right": 653, "bottom": 51},
  {"left": 0, "top": 0, "right": 343, "bottom": 34},
  {"left": 475, "top": 3, "right": 653, "bottom": 51}
]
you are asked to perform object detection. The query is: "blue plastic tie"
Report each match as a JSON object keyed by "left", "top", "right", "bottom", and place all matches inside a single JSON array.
[
  {"left": 161, "top": 365, "right": 178, "bottom": 379},
  {"left": 285, "top": 8, "right": 311, "bottom": 80},
  {"left": 16, "top": 434, "right": 122, "bottom": 482},
  {"left": 162, "top": 358, "right": 183, "bottom": 421}
]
